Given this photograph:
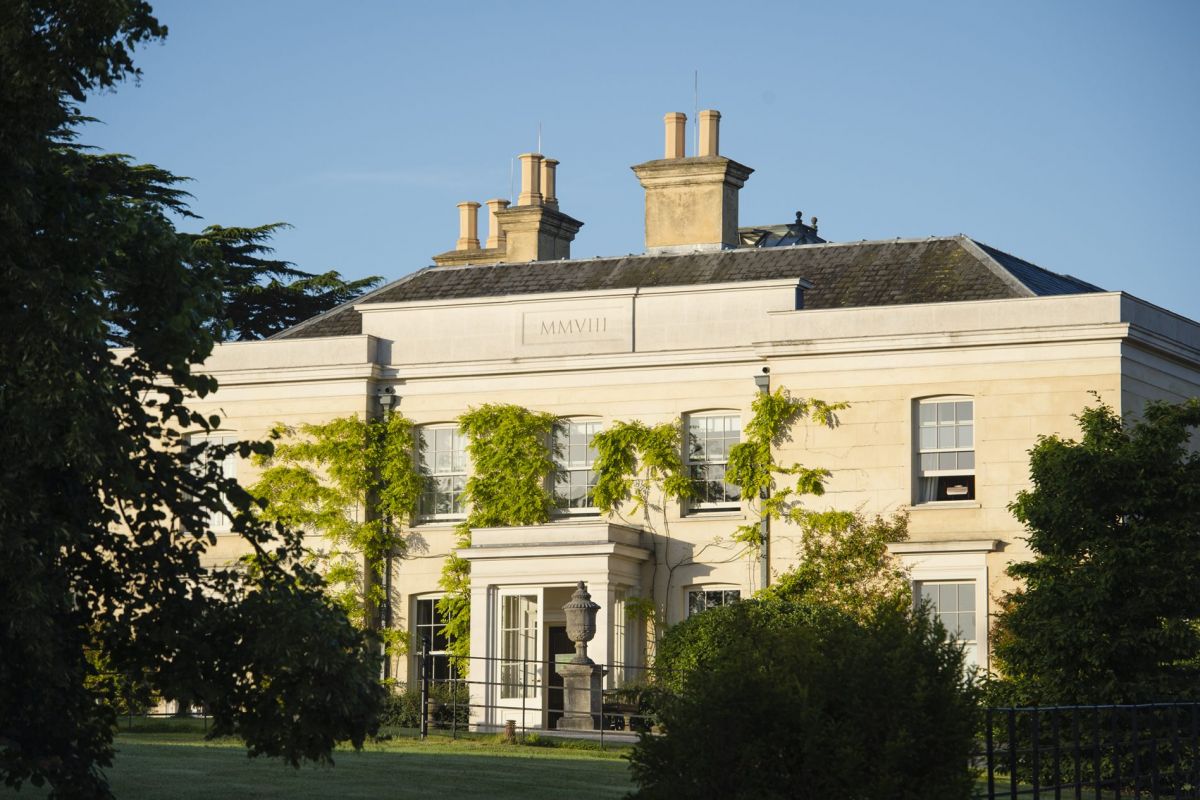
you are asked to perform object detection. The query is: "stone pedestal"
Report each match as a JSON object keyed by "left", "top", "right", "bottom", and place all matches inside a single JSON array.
[{"left": 555, "top": 661, "right": 605, "bottom": 731}]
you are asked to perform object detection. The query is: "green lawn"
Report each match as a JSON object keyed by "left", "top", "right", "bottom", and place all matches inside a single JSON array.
[{"left": 3, "top": 723, "right": 634, "bottom": 799}]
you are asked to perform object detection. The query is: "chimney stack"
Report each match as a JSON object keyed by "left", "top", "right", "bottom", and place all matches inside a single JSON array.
[
  {"left": 517, "top": 152, "right": 544, "bottom": 206},
  {"left": 698, "top": 109, "right": 720, "bottom": 157},
  {"left": 485, "top": 198, "right": 510, "bottom": 249},
  {"left": 632, "top": 108, "right": 753, "bottom": 254},
  {"left": 664, "top": 112, "right": 687, "bottom": 159},
  {"left": 540, "top": 158, "right": 559, "bottom": 209},
  {"left": 456, "top": 201, "right": 481, "bottom": 251},
  {"left": 434, "top": 154, "right": 582, "bottom": 267}
]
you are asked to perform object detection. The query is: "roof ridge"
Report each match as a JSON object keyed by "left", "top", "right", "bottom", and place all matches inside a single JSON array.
[
  {"left": 414, "top": 235, "right": 969, "bottom": 273},
  {"left": 268, "top": 266, "right": 433, "bottom": 340},
  {"left": 956, "top": 237, "right": 1036, "bottom": 298}
]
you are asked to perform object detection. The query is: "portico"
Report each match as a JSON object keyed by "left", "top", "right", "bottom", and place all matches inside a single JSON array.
[{"left": 458, "top": 521, "right": 651, "bottom": 729}]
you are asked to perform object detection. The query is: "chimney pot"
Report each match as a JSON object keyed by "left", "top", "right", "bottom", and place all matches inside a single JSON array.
[
  {"left": 456, "top": 201, "right": 481, "bottom": 251},
  {"left": 699, "top": 109, "right": 721, "bottom": 157},
  {"left": 664, "top": 112, "right": 687, "bottom": 159},
  {"left": 517, "top": 153, "right": 544, "bottom": 206},
  {"left": 541, "top": 158, "right": 559, "bottom": 210},
  {"left": 485, "top": 198, "right": 509, "bottom": 249}
]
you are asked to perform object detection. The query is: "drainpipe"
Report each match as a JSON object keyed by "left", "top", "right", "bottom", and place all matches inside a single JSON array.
[
  {"left": 753, "top": 369, "right": 771, "bottom": 592},
  {"left": 377, "top": 386, "right": 397, "bottom": 680}
]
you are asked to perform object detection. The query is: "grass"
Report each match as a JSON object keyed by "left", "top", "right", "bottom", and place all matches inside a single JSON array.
[{"left": 3, "top": 720, "right": 634, "bottom": 799}]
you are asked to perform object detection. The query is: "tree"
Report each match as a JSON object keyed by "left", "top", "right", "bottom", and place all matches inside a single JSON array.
[
  {"left": 992, "top": 398, "right": 1200, "bottom": 704},
  {"left": 766, "top": 509, "right": 911, "bottom": 618},
  {"left": 0, "top": 3, "right": 383, "bottom": 795},
  {"left": 203, "top": 223, "right": 380, "bottom": 341},
  {"left": 630, "top": 598, "right": 979, "bottom": 799}
]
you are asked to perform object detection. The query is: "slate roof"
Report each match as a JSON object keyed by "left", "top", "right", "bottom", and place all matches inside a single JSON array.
[{"left": 274, "top": 235, "right": 1103, "bottom": 340}]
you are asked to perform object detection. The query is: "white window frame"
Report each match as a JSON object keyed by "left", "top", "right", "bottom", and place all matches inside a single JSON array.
[
  {"left": 553, "top": 418, "right": 601, "bottom": 515},
  {"left": 188, "top": 432, "right": 238, "bottom": 533},
  {"left": 915, "top": 396, "right": 975, "bottom": 504},
  {"left": 889, "top": 541, "right": 995, "bottom": 672},
  {"left": 418, "top": 425, "right": 467, "bottom": 521},
  {"left": 686, "top": 412, "right": 742, "bottom": 511},
  {"left": 686, "top": 586, "right": 742, "bottom": 617},
  {"left": 495, "top": 588, "right": 543, "bottom": 704},
  {"left": 610, "top": 588, "right": 627, "bottom": 688}
]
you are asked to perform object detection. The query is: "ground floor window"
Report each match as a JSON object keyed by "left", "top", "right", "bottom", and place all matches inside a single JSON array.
[
  {"left": 611, "top": 589, "right": 627, "bottom": 688},
  {"left": 687, "top": 587, "right": 741, "bottom": 617},
  {"left": 499, "top": 594, "right": 539, "bottom": 700},
  {"left": 916, "top": 582, "right": 974, "bottom": 671},
  {"left": 414, "top": 596, "right": 453, "bottom": 681}
]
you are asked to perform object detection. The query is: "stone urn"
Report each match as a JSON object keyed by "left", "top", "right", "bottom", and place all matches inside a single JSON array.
[{"left": 563, "top": 581, "right": 600, "bottom": 665}]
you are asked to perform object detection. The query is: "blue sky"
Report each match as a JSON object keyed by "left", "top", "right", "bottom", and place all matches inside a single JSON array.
[{"left": 83, "top": 0, "right": 1200, "bottom": 321}]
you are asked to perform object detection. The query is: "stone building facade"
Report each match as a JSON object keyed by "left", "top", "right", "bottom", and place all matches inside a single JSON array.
[{"left": 185, "top": 111, "right": 1200, "bottom": 730}]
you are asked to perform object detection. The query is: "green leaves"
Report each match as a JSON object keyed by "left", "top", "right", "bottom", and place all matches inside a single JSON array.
[
  {"left": 726, "top": 388, "right": 845, "bottom": 555},
  {"left": 592, "top": 419, "right": 693, "bottom": 517},
  {"left": 437, "top": 405, "right": 559, "bottom": 661},
  {"left": 1, "top": 3, "right": 386, "bottom": 792},
  {"left": 633, "top": 598, "right": 978, "bottom": 799},
  {"left": 767, "top": 510, "right": 911, "bottom": 618},
  {"left": 251, "top": 414, "right": 422, "bottom": 629},
  {"left": 992, "top": 397, "right": 1200, "bottom": 705},
  {"left": 198, "top": 223, "right": 381, "bottom": 341},
  {"left": 457, "top": 404, "right": 558, "bottom": 528}
]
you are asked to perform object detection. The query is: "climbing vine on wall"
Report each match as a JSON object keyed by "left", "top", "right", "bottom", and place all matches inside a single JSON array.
[
  {"left": 726, "top": 388, "right": 847, "bottom": 553},
  {"left": 592, "top": 420, "right": 695, "bottom": 654},
  {"left": 437, "top": 403, "right": 559, "bottom": 661},
  {"left": 251, "top": 412, "right": 423, "bottom": 632}
]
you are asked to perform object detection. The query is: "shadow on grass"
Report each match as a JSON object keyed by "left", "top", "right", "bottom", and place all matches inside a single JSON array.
[{"left": 0, "top": 734, "right": 629, "bottom": 800}]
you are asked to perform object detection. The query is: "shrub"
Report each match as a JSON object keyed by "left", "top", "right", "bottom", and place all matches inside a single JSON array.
[
  {"left": 628, "top": 598, "right": 979, "bottom": 800},
  {"left": 377, "top": 683, "right": 470, "bottom": 730}
]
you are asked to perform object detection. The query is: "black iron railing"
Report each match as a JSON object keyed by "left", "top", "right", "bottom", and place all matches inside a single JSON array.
[{"left": 981, "top": 703, "right": 1200, "bottom": 799}]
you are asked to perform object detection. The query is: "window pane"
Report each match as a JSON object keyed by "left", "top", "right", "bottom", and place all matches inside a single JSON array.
[
  {"left": 938, "top": 402, "right": 955, "bottom": 423},
  {"left": 958, "top": 583, "right": 975, "bottom": 611},
  {"left": 920, "top": 453, "right": 937, "bottom": 471},
  {"left": 958, "top": 451, "right": 975, "bottom": 469},
  {"left": 938, "top": 427, "right": 955, "bottom": 449},
  {"left": 956, "top": 401, "right": 973, "bottom": 422},
  {"left": 920, "top": 428, "right": 937, "bottom": 450},
  {"left": 939, "top": 585, "right": 958, "bottom": 613},
  {"left": 920, "top": 404, "right": 936, "bottom": 425},
  {"left": 938, "top": 452, "right": 958, "bottom": 471},
  {"left": 957, "top": 424, "right": 973, "bottom": 448}
]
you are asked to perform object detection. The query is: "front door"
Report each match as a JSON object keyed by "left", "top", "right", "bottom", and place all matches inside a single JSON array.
[{"left": 546, "top": 625, "right": 574, "bottom": 730}]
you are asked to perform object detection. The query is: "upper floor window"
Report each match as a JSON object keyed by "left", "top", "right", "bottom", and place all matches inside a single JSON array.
[
  {"left": 188, "top": 433, "right": 238, "bottom": 532},
  {"left": 687, "top": 413, "right": 741, "bottom": 509},
  {"left": 419, "top": 426, "right": 467, "bottom": 520},
  {"left": 553, "top": 419, "right": 600, "bottom": 514},
  {"left": 917, "top": 398, "right": 974, "bottom": 503},
  {"left": 687, "top": 587, "right": 742, "bottom": 617}
]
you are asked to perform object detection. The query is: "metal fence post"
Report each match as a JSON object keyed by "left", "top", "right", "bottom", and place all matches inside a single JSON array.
[
  {"left": 419, "top": 636, "right": 430, "bottom": 740},
  {"left": 986, "top": 706, "right": 995, "bottom": 800}
]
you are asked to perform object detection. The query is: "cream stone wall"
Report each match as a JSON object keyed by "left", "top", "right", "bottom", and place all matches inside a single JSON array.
[{"left": 181, "top": 287, "right": 1200, "bottom": 686}]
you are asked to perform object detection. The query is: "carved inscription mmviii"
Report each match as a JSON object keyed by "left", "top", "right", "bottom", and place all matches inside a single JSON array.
[
  {"left": 538, "top": 317, "right": 608, "bottom": 337},
  {"left": 522, "top": 307, "right": 625, "bottom": 348}
]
